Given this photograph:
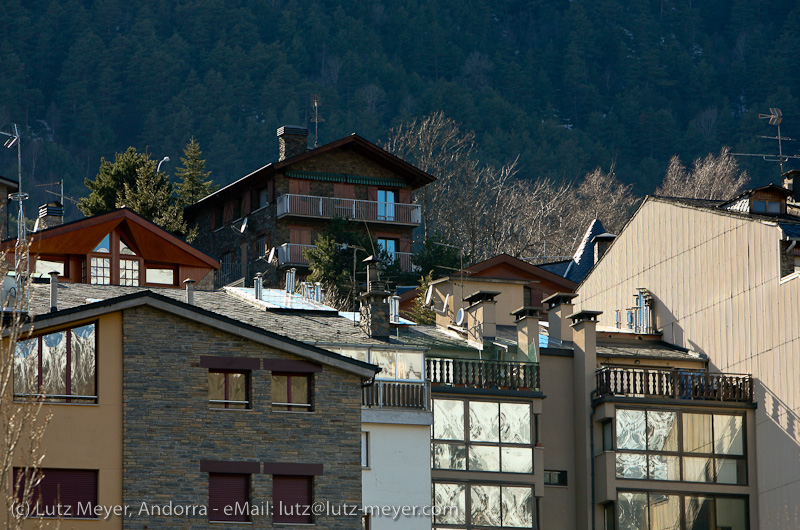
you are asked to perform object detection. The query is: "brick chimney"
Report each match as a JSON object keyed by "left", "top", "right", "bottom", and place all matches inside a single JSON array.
[
  {"left": 358, "top": 256, "right": 391, "bottom": 339},
  {"left": 592, "top": 233, "right": 616, "bottom": 265},
  {"left": 512, "top": 306, "right": 542, "bottom": 361},
  {"left": 277, "top": 126, "right": 309, "bottom": 161},
  {"left": 543, "top": 292, "right": 577, "bottom": 344},
  {"left": 464, "top": 291, "right": 499, "bottom": 344},
  {"left": 35, "top": 201, "right": 64, "bottom": 231}
]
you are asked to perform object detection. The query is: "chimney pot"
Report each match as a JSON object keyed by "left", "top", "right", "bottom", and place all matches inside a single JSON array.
[
  {"left": 543, "top": 292, "right": 578, "bottom": 344},
  {"left": 49, "top": 271, "right": 59, "bottom": 312},
  {"left": 512, "top": 306, "right": 541, "bottom": 360},
  {"left": 37, "top": 201, "right": 64, "bottom": 231},
  {"left": 254, "top": 273, "right": 263, "bottom": 301},
  {"left": 277, "top": 126, "right": 309, "bottom": 161},
  {"left": 183, "top": 278, "right": 196, "bottom": 305},
  {"left": 592, "top": 233, "right": 616, "bottom": 265}
]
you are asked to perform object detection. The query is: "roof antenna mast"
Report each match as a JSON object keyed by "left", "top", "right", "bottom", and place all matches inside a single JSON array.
[
  {"left": 733, "top": 108, "right": 800, "bottom": 177},
  {"left": 1, "top": 123, "right": 29, "bottom": 309},
  {"left": 311, "top": 94, "right": 324, "bottom": 148}
]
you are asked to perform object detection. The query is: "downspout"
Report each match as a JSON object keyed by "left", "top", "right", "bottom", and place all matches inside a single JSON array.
[{"left": 590, "top": 392, "right": 597, "bottom": 530}]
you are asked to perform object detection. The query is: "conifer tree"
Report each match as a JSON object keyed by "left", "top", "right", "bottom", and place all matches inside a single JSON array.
[
  {"left": 175, "top": 137, "right": 216, "bottom": 207},
  {"left": 117, "top": 163, "right": 188, "bottom": 235},
  {"left": 79, "top": 147, "right": 151, "bottom": 216}
]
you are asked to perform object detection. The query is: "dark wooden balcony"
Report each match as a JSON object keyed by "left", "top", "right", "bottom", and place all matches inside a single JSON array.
[
  {"left": 361, "top": 381, "right": 429, "bottom": 410},
  {"left": 426, "top": 358, "right": 540, "bottom": 392},
  {"left": 595, "top": 367, "right": 753, "bottom": 403},
  {"left": 277, "top": 194, "right": 422, "bottom": 226}
]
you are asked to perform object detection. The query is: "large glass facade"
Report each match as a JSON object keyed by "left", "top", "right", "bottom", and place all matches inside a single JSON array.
[
  {"left": 433, "top": 482, "right": 533, "bottom": 529},
  {"left": 617, "top": 492, "right": 747, "bottom": 530},
  {"left": 433, "top": 398, "right": 534, "bottom": 473},
  {"left": 615, "top": 408, "right": 746, "bottom": 484}
]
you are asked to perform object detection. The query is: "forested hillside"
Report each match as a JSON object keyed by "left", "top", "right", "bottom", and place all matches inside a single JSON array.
[{"left": 1, "top": 0, "right": 799, "bottom": 220}]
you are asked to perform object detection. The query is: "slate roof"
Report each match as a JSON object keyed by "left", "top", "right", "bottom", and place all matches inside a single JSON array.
[
  {"left": 595, "top": 339, "right": 705, "bottom": 362},
  {"left": 651, "top": 196, "right": 800, "bottom": 230},
  {"left": 562, "top": 219, "right": 606, "bottom": 283}
]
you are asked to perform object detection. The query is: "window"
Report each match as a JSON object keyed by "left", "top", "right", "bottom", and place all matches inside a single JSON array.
[
  {"left": 146, "top": 266, "right": 176, "bottom": 285},
  {"left": 377, "top": 238, "right": 397, "bottom": 263},
  {"left": 119, "top": 259, "right": 139, "bottom": 286},
  {"left": 432, "top": 398, "right": 534, "bottom": 473},
  {"left": 544, "top": 470, "right": 568, "bottom": 486},
  {"left": 272, "top": 373, "right": 312, "bottom": 411},
  {"left": 90, "top": 257, "right": 110, "bottom": 284},
  {"left": 273, "top": 475, "right": 313, "bottom": 523},
  {"left": 615, "top": 409, "right": 746, "bottom": 484},
  {"left": 14, "top": 468, "right": 98, "bottom": 518},
  {"left": 617, "top": 492, "right": 748, "bottom": 530},
  {"left": 254, "top": 187, "right": 269, "bottom": 210},
  {"left": 220, "top": 251, "right": 234, "bottom": 284},
  {"left": 208, "top": 370, "right": 250, "bottom": 409},
  {"left": 362, "top": 432, "right": 370, "bottom": 468},
  {"left": 14, "top": 323, "right": 97, "bottom": 403},
  {"left": 371, "top": 350, "right": 423, "bottom": 381},
  {"left": 255, "top": 233, "right": 269, "bottom": 259},
  {"left": 93, "top": 234, "right": 110, "bottom": 253},
  {"left": 433, "top": 482, "right": 533, "bottom": 529},
  {"left": 213, "top": 205, "right": 224, "bottom": 229},
  {"left": 34, "top": 259, "right": 66, "bottom": 277},
  {"left": 377, "top": 190, "right": 396, "bottom": 220},
  {"left": 767, "top": 200, "right": 781, "bottom": 213},
  {"left": 209, "top": 473, "right": 250, "bottom": 522}
]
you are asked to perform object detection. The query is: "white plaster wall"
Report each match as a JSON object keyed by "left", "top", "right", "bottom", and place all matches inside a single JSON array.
[{"left": 362, "top": 420, "right": 432, "bottom": 530}]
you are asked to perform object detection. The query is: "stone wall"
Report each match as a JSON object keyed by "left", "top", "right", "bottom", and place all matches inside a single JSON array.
[{"left": 122, "top": 306, "right": 363, "bottom": 529}]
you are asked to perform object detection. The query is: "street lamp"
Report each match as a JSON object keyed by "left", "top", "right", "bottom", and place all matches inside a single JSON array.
[{"left": 156, "top": 156, "right": 170, "bottom": 173}]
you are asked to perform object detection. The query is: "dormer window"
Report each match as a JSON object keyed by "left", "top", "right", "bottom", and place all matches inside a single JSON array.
[{"left": 752, "top": 200, "right": 782, "bottom": 214}]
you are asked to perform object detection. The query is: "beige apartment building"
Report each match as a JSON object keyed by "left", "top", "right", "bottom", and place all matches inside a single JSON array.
[{"left": 577, "top": 184, "right": 800, "bottom": 529}]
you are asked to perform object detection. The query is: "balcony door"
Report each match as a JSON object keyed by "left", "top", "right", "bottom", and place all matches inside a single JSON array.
[{"left": 377, "top": 190, "right": 396, "bottom": 221}]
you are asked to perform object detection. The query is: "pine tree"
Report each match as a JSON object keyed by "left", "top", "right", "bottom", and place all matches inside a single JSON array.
[
  {"left": 78, "top": 147, "right": 151, "bottom": 216},
  {"left": 117, "top": 164, "right": 189, "bottom": 235},
  {"left": 403, "top": 272, "right": 436, "bottom": 325},
  {"left": 175, "top": 137, "right": 216, "bottom": 207}
]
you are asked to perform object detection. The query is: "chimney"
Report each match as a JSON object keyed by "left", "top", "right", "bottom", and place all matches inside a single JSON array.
[
  {"left": 389, "top": 295, "right": 401, "bottom": 323},
  {"left": 277, "top": 126, "right": 309, "bottom": 161},
  {"left": 358, "top": 256, "right": 391, "bottom": 339},
  {"left": 512, "top": 306, "right": 542, "bottom": 361},
  {"left": 567, "top": 309, "right": 602, "bottom": 530},
  {"left": 592, "top": 233, "right": 616, "bottom": 265},
  {"left": 783, "top": 169, "right": 800, "bottom": 202},
  {"left": 314, "top": 282, "right": 322, "bottom": 303},
  {"left": 543, "top": 292, "right": 578, "bottom": 344},
  {"left": 183, "top": 278, "right": 195, "bottom": 305},
  {"left": 36, "top": 201, "right": 64, "bottom": 231},
  {"left": 464, "top": 291, "right": 500, "bottom": 344},
  {"left": 285, "top": 268, "right": 296, "bottom": 294},
  {"left": 49, "top": 271, "right": 59, "bottom": 312},
  {"left": 254, "top": 273, "right": 263, "bottom": 301}
]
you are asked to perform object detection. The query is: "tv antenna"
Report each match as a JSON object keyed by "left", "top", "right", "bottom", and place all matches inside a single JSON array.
[
  {"left": 1, "top": 123, "right": 30, "bottom": 310},
  {"left": 311, "top": 94, "right": 324, "bottom": 148},
  {"left": 732, "top": 108, "right": 800, "bottom": 175}
]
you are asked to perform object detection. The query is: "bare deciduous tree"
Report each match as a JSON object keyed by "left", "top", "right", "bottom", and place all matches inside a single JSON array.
[{"left": 656, "top": 146, "right": 749, "bottom": 200}]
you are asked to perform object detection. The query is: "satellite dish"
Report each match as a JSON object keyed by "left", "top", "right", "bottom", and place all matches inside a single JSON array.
[
  {"left": 455, "top": 308, "right": 466, "bottom": 326},
  {"left": 424, "top": 286, "right": 434, "bottom": 307},
  {"left": 240, "top": 217, "right": 249, "bottom": 233},
  {"left": 442, "top": 294, "right": 450, "bottom": 313},
  {"left": 267, "top": 247, "right": 276, "bottom": 264}
]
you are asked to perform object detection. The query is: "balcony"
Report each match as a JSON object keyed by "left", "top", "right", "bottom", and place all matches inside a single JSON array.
[
  {"left": 362, "top": 381, "right": 429, "bottom": 410},
  {"left": 277, "top": 194, "right": 422, "bottom": 226},
  {"left": 276, "top": 242, "right": 413, "bottom": 271},
  {"left": 595, "top": 367, "right": 754, "bottom": 403},
  {"left": 426, "top": 358, "right": 540, "bottom": 392}
]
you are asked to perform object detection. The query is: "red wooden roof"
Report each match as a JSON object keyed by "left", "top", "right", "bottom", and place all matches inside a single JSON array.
[
  {"left": 2, "top": 208, "right": 219, "bottom": 269},
  {"left": 463, "top": 253, "right": 577, "bottom": 291}
]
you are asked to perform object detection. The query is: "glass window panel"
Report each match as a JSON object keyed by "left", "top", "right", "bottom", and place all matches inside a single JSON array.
[
  {"left": 35, "top": 259, "right": 64, "bottom": 276},
  {"left": 469, "top": 445, "right": 500, "bottom": 472},
  {"left": 714, "top": 498, "right": 747, "bottom": 530},
  {"left": 501, "top": 447, "right": 533, "bottom": 473},
  {"left": 14, "top": 338, "right": 38, "bottom": 395},
  {"left": 617, "top": 409, "right": 646, "bottom": 450},
  {"left": 119, "top": 240, "right": 136, "bottom": 255},
  {"left": 90, "top": 257, "right": 110, "bottom": 285},
  {"left": 714, "top": 415, "right": 744, "bottom": 456},
  {"left": 648, "top": 493, "right": 681, "bottom": 530},
  {"left": 684, "top": 496, "right": 714, "bottom": 530},
  {"left": 469, "top": 401, "right": 499, "bottom": 442},
  {"left": 683, "top": 456, "right": 714, "bottom": 483},
  {"left": 120, "top": 259, "right": 139, "bottom": 286},
  {"left": 648, "top": 454, "right": 680, "bottom": 481},
  {"left": 208, "top": 372, "right": 226, "bottom": 404},
  {"left": 271, "top": 374, "right": 288, "bottom": 403},
  {"left": 433, "top": 399, "right": 464, "bottom": 441},
  {"left": 647, "top": 411, "right": 679, "bottom": 452},
  {"left": 93, "top": 234, "right": 110, "bottom": 253},
  {"left": 433, "top": 483, "right": 465, "bottom": 525},
  {"left": 146, "top": 268, "right": 175, "bottom": 285},
  {"left": 432, "top": 443, "right": 466, "bottom": 470},
  {"left": 471, "top": 485, "right": 501, "bottom": 526},
  {"left": 616, "top": 453, "right": 647, "bottom": 479},
  {"left": 683, "top": 413, "right": 713, "bottom": 453},
  {"left": 501, "top": 487, "right": 532, "bottom": 528},
  {"left": 500, "top": 403, "right": 531, "bottom": 444},
  {"left": 41, "top": 331, "right": 67, "bottom": 397},
  {"left": 290, "top": 375, "right": 309, "bottom": 404},
  {"left": 70, "top": 324, "right": 96, "bottom": 399},
  {"left": 361, "top": 432, "right": 369, "bottom": 467},
  {"left": 338, "top": 349, "right": 368, "bottom": 362},
  {"left": 768, "top": 201, "right": 781, "bottom": 213},
  {"left": 372, "top": 350, "right": 396, "bottom": 380},
  {"left": 397, "top": 352, "right": 423, "bottom": 380},
  {"left": 716, "top": 458, "right": 746, "bottom": 485},
  {"left": 618, "top": 492, "right": 648, "bottom": 530},
  {"left": 228, "top": 373, "right": 247, "bottom": 409}
]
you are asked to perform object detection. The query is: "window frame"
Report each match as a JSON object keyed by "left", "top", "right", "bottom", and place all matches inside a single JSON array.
[
  {"left": 543, "top": 470, "right": 568, "bottom": 486},
  {"left": 432, "top": 481, "right": 535, "bottom": 530},
  {"left": 616, "top": 490, "right": 749, "bottom": 530},
  {"left": 362, "top": 432, "right": 370, "bottom": 468},
  {"left": 208, "top": 369, "right": 251, "bottom": 410},
  {"left": 271, "top": 372, "right": 313, "bottom": 412},
  {"left": 13, "top": 321, "right": 98, "bottom": 404},
  {"left": 377, "top": 189, "right": 396, "bottom": 221}
]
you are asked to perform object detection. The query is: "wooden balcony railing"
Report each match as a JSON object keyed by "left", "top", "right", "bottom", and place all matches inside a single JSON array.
[
  {"left": 362, "top": 381, "right": 429, "bottom": 410},
  {"left": 426, "top": 358, "right": 540, "bottom": 392},
  {"left": 277, "top": 194, "right": 422, "bottom": 226},
  {"left": 595, "top": 367, "right": 753, "bottom": 403}
]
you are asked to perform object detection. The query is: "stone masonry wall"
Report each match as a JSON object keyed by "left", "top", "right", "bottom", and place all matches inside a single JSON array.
[{"left": 122, "top": 306, "right": 363, "bottom": 529}]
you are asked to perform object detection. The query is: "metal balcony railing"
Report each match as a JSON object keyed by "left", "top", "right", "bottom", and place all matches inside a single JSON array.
[
  {"left": 276, "top": 243, "right": 413, "bottom": 271},
  {"left": 426, "top": 358, "right": 540, "bottom": 392},
  {"left": 362, "top": 381, "right": 429, "bottom": 410},
  {"left": 595, "top": 367, "right": 754, "bottom": 403},
  {"left": 277, "top": 194, "right": 422, "bottom": 226}
]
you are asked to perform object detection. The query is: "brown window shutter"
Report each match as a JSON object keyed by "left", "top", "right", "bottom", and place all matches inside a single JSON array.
[
  {"left": 398, "top": 189, "right": 411, "bottom": 204},
  {"left": 400, "top": 238, "right": 412, "bottom": 253},
  {"left": 209, "top": 473, "right": 249, "bottom": 522},
  {"left": 15, "top": 468, "right": 98, "bottom": 518},
  {"left": 367, "top": 186, "right": 378, "bottom": 201},
  {"left": 334, "top": 183, "right": 356, "bottom": 199},
  {"left": 289, "top": 179, "right": 311, "bottom": 195},
  {"left": 273, "top": 475, "right": 312, "bottom": 523}
]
